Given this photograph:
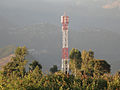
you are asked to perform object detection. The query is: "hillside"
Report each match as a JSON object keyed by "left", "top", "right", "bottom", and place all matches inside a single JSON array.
[
  {"left": 0, "top": 45, "right": 16, "bottom": 59},
  {"left": 0, "top": 23, "right": 120, "bottom": 73},
  {"left": 0, "top": 54, "right": 14, "bottom": 69},
  {"left": 0, "top": 46, "right": 16, "bottom": 69}
]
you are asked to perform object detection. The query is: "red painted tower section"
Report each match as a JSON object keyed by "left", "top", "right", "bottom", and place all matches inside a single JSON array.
[{"left": 61, "top": 13, "right": 69, "bottom": 74}]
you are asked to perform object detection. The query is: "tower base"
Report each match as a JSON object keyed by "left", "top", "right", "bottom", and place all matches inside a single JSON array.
[{"left": 61, "top": 59, "right": 69, "bottom": 74}]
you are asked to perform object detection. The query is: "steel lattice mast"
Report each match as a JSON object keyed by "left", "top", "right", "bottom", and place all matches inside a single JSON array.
[{"left": 61, "top": 13, "right": 69, "bottom": 74}]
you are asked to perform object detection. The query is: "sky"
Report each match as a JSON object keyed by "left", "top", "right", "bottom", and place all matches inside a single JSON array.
[
  {"left": 0, "top": 0, "right": 120, "bottom": 73},
  {"left": 0, "top": 0, "right": 120, "bottom": 31}
]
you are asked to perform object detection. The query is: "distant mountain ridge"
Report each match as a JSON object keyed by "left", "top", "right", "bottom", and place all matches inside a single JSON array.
[
  {"left": 0, "top": 23, "right": 120, "bottom": 73},
  {"left": 0, "top": 54, "right": 14, "bottom": 70},
  {"left": 0, "top": 45, "right": 16, "bottom": 59}
]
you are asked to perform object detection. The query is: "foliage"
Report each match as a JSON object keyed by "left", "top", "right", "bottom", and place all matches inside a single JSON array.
[
  {"left": 29, "top": 60, "right": 42, "bottom": 71},
  {"left": 2, "top": 46, "right": 27, "bottom": 78},
  {"left": 69, "top": 48, "right": 82, "bottom": 76},
  {"left": 0, "top": 47, "right": 119, "bottom": 90},
  {"left": 50, "top": 65, "right": 58, "bottom": 74},
  {"left": 69, "top": 49, "right": 111, "bottom": 77}
]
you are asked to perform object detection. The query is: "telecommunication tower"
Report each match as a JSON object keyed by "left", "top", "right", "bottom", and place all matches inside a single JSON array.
[{"left": 61, "top": 13, "right": 69, "bottom": 74}]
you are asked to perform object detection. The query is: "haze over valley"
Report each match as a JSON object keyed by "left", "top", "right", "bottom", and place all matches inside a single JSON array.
[{"left": 0, "top": 0, "right": 120, "bottom": 73}]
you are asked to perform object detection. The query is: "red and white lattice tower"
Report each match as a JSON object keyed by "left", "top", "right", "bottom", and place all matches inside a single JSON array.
[{"left": 61, "top": 13, "right": 69, "bottom": 74}]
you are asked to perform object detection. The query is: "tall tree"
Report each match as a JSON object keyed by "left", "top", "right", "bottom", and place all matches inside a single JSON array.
[
  {"left": 93, "top": 60, "right": 111, "bottom": 76},
  {"left": 81, "top": 49, "right": 110, "bottom": 76},
  {"left": 69, "top": 48, "right": 82, "bottom": 76},
  {"left": 24, "top": 66, "right": 42, "bottom": 89},
  {"left": 50, "top": 65, "right": 58, "bottom": 74},
  {"left": 29, "top": 60, "right": 42, "bottom": 71},
  {"left": 3, "top": 46, "right": 28, "bottom": 77}
]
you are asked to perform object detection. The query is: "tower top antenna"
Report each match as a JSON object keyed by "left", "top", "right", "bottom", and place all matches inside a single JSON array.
[{"left": 64, "top": 12, "right": 66, "bottom": 16}]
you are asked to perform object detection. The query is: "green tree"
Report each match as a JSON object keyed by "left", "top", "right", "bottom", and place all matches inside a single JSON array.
[
  {"left": 39, "top": 72, "right": 74, "bottom": 89},
  {"left": 0, "top": 47, "right": 118, "bottom": 89},
  {"left": 92, "top": 60, "right": 111, "bottom": 77},
  {"left": 3, "top": 46, "right": 28, "bottom": 78},
  {"left": 50, "top": 65, "right": 58, "bottom": 74},
  {"left": 24, "top": 66, "right": 42, "bottom": 89},
  {"left": 81, "top": 50, "right": 89, "bottom": 74},
  {"left": 69, "top": 48, "right": 82, "bottom": 76},
  {"left": 29, "top": 60, "right": 42, "bottom": 71},
  {"left": 0, "top": 46, "right": 28, "bottom": 89},
  {"left": 81, "top": 49, "right": 110, "bottom": 76}
]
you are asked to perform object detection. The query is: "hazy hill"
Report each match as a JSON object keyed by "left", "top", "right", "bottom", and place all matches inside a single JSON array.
[
  {"left": 0, "top": 45, "right": 15, "bottom": 59},
  {"left": 0, "top": 23, "right": 120, "bottom": 73},
  {"left": 0, "top": 54, "right": 15, "bottom": 69},
  {"left": 0, "top": 45, "right": 16, "bottom": 69}
]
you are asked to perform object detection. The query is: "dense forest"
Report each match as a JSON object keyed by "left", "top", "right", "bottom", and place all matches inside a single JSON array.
[{"left": 0, "top": 47, "right": 120, "bottom": 90}]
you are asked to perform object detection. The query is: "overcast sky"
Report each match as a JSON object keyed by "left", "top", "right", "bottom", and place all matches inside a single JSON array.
[
  {"left": 0, "top": 0, "right": 120, "bottom": 32},
  {"left": 0, "top": 0, "right": 120, "bottom": 73}
]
